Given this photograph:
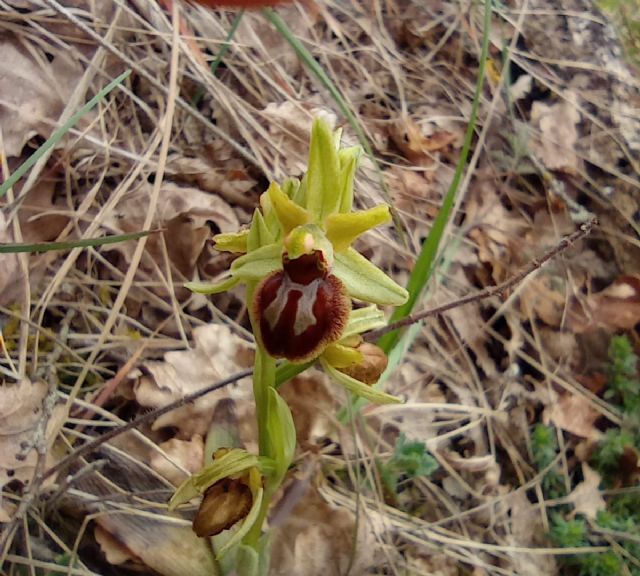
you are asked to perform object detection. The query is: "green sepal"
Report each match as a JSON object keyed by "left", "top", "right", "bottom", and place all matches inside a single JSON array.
[
  {"left": 325, "top": 205, "right": 391, "bottom": 252},
  {"left": 306, "top": 119, "right": 341, "bottom": 220},
  {"left": 320, "top": 358, "right": 402, "bottom": 404},
  {"left": 342, "top": 305, "right": 386, "bottom": 339},
  {"left": 231, "top": 244, "right": 282, "bottom": 281},
  {"left": 337, "top": 146, "right": 361, "bottom": 213},
  {"left": 322, "top": 342, "right": 363, "bottom": 368},
  {"left": 214, "top": 230, "right": 249, "bottom": 253},
  {"left": 265, "top": 388, "right": 296, "bottom": 481},
  {"left": 334, "top": 248, "right": 408, "bottom": 306},
  {"left": 168, "top": 449, "right": 261, "bottom": 510},
  {"left": 248, "top": 209, "right": 275, "bottom": 252},
  {"left": 185, "top": 275, "right": 240, "bottom": 295}
]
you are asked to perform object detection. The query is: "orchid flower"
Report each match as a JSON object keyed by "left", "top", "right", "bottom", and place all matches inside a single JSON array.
[{"left": 188, "top": 118, "right": 408, "bottom": 402}]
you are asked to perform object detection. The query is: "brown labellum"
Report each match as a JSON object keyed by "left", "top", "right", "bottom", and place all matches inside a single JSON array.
[
  {"left": 254, "top": 251, "right": 350, "bottom": 363},
  {"left": 192, "top": 478, "right": 252, "bottom": 537}
]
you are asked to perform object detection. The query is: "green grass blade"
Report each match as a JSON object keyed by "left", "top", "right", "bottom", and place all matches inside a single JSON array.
[
  {"left": 192, "top": 11, "right": 244, "bottom": 106},
  {"left": 0, "top": 70, "right": 131, "bottom": 199},
  {"left": 377, "top": 1, "right": 493, "bottom": 354},
  {"left": 261, "top": 9, "right": 405, "bottom": 241},
  {"left": 0, "top": 230, "right": 156, "bottom": 254}
]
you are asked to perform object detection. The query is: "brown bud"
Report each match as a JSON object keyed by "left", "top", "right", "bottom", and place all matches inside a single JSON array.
[
  {"left": 340, "top": 343, "right": 388, "bottom": 384},
  {"left": 192, "top": 478, "right": 252, "bottom": 537}
]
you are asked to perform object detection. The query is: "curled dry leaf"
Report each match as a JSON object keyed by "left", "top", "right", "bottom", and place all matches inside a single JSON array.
[
  {"left": 567, "top": 275, "right": 640, "bottom": 333},
  {"left": 0, "top": 33, "right": 83, "bottom": 157},
  {"left": 567, "top": 463, "right": 606, "bottom": 520},
  {"left": 129, "top": 324, "right": 253, "bottom": 439}
]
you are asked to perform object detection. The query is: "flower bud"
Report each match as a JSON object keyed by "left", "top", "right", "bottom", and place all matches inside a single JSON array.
[{"left": 339, "top": 342, "right": 388, "bottom": 384}]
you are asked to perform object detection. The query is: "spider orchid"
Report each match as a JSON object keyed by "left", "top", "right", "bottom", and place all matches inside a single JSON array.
[{"left": 188, "top": 118, "right": 408, "bottom": 403}]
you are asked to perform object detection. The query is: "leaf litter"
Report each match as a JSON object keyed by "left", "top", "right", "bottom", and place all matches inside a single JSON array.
[{"left": 1, "top": 1, "right": 639, "bottom": 574}]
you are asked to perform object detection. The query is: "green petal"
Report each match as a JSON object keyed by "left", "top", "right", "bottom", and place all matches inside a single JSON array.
[
  {"left": 306, "top": 118, "right": 341, "bottom": 220},
  {"left": 231, "top": 244, "right": 282, "bottom": 281},
  {"left": 186, "top": 275, "right": 240, "bottom": 295},
  {"left": 214, "top": 231, "right": 248, "bottom": 253},
  {"left": 325, "top": 205, "right": 391, "bottom": 252},
  {"left": 321, "top": 358, "right": 401, "bottom": 404},
  {"left": 322, "top": 342, "right": 363, "bottom": 368},
  {"left": 342, "top": 305, "right": 386, "bottom": 339},
  {"left": 248, "top": 209, "right": 275, "bottom": 252},
  {"left": 267, "top": 181, "right": 312, "bottom": 235},
  {"left": 334, "top": 248, "right": 408, "bottom": 306}
]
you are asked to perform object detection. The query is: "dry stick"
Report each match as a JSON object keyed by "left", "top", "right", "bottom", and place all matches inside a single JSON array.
[
  {"left": 41, "top": 368, "right": 253, "bottom": 484},
  {"left": 366, "top": 217, "right": 598, "bottom": 341}
]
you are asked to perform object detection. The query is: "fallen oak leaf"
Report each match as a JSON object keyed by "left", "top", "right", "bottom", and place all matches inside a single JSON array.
[{"left": 567, "top": 463, "right": 606, "bottom": 520}]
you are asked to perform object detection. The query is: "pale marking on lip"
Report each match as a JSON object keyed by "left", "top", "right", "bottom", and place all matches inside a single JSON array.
[{"left": 263, "top": 275, "right": 322, "bottom": 336}]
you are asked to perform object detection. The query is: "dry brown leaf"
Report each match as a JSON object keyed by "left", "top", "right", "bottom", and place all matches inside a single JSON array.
[
  {"left": 0, "top": 33, "right": 83, "bottom": 157},
  {"left": 94, "top": 524, "right": 140, "bottom": 566},
  {"left": 567, "top": 275, "right": 640, "bottom": 333},
  {"left": 95, "top": 514, "right": 216, "bottom": 576},
  {"left": 530, "top": 95, "right": 581, "bottom": 173},
  {"left": 0, "top": 379, "right": 65, "bottom": 510},
  {"left": 103, "top": 181, "right": 238, "bottom": 283},
  {"left": 507, "top": 491, "right": 557, "bottom": 575},
  {"left": 388, "top": 117, "right": 458, "bottom": 165},
  {"left": 150, "top": 435, "right": 204, "bottom": 486},
  {"left": 129, "top": 324, "right": 253, "bottom": 439},
  {"left": 270, "top": 483, "right": 377, "bottom": 576},
  {"left": 544, "top": 392, "right": 602, "bottom": 440},
  {"left": 567, "top": 463, "right": 606, "bottom": 519}
]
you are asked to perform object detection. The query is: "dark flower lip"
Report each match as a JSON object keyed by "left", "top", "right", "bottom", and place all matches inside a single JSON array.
[
  {"left": 193, "top": 478, "right": 252, "bottom": 538},
  {"left": 254, "top": 252, "right": 350, "bottom": 363}
]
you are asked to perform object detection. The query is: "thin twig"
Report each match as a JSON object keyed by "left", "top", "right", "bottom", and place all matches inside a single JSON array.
[
  {"left": 41, "top": 368, "right": 253, "bottom": 483},
  {"left": 367, "top": 218, "right": 598, "bottom": 341}
]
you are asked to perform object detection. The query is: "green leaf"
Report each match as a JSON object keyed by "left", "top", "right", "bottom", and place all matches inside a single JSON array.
[
  {"left": 265, "top": 388, "right": 296, "bottom": 481},
  {"left": 0, "top": 230, "right": 155, "bottom": 254},
  {"left": 334, "top": 248, "right": 408, "bottom": 306},
  {"left": 337, "top": 146, "right": 361, "bottom": 213},
  {"left": 321, "top": 358, "right": 401, "bottom": 404}
]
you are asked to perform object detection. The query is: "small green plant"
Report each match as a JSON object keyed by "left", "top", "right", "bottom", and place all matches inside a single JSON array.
[
  {"left": 591, "top": 428, "right": 635, "bottom": 482},
  {"left": 531, "top": 423, "right": 566, "bottom": 499},
  {"left": 606, "top": 335, "right": 640, "bottom": 420},
  {"left": 379, "top": 434, "right": 439, "bottom": 495},
  {"left": 598, "top": 0, "right": 640, "bottom": 69}
]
